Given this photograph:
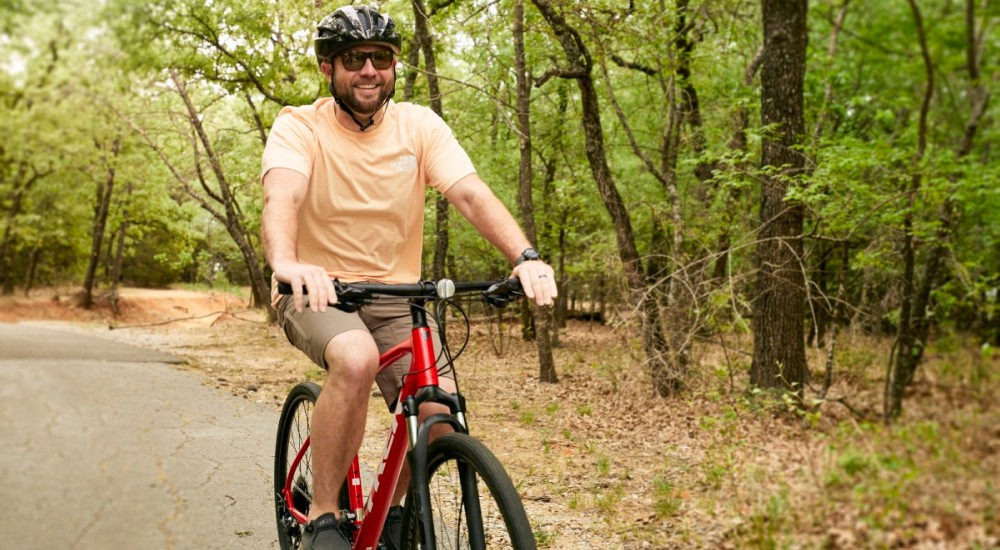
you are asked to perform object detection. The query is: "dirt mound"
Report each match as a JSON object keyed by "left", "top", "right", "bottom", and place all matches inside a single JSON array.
[{"left": 0, "top": 287, "right": 252, "bottom": 328}]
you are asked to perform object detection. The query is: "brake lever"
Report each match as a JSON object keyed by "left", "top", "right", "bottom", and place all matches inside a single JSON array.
[
  {"left": 484, "top": 278, "right": 524, "bottom": 309},
  {"left": 333, "top": 281, "right": 372, "bottom": 313}
]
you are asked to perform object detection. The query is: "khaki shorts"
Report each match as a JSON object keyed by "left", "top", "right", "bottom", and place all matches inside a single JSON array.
[{"left": 276, "top": 295, "right": 447, "bottom": 409}]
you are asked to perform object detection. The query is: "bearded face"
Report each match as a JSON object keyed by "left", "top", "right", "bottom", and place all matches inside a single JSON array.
[{"left": 328, "top": 47, "right": 396, "bottom": 116}]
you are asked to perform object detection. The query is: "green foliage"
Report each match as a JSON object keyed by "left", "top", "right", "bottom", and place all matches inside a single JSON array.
[{"left": 0, "top": 0, "right": 995, "bottom": 388}]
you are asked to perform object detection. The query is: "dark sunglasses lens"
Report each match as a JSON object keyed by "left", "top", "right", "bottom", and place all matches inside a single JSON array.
[
  {"left": 341, "top": 51, "right": 393, "bottom": 71},
  {"left": 371, "top": 51, "right": 393, "bottom": 69},
  {"left": 341, "top": 52, "right": 365, "bottom": 70}
]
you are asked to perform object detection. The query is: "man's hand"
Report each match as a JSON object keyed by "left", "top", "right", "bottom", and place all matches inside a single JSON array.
[
  {"left": 273, "top": 261, "right": 338, "bottom": 314},
  {"left": 512, "top": 260, "right": 558, "bottom": 307}
]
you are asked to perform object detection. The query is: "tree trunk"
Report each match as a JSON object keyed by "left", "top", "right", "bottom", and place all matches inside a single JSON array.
[
  {"left": 532, "top": 0, "right": 674, "bottom": 394},
  {"left": 713, "top": 44, "right": 764, "bottom": 281},
  {"left": 408, "top": 0, "right": 451, "bottom": 281},
  {"left": 886, "top": 0, "right": 934, "bottom": 421},
  {"left": 749, "top": 0, "right": 809, "bottom": 397},
  {"left": 110, "top": 182, "right": 132, "bottom": 314},
  {"left": 887, "top": 0, "right": 989, "bottom": 418},
  {"left": 514, "top": 0, "right": 557, "bottom": 382},
  {"left": 82, "top": 137, "right": 121, "bottom": 309},
  {"left": 0, "top": 163, "right": 47, "bottom": 295},
  {"left": 23, "top": 246, "right": 40, "bottom": 297},
  {"left": 171, "top": 72, "right": 272, "bottom": 318}
]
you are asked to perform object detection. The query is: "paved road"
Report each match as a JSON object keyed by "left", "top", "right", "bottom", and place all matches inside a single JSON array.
[{"left": 0, "top": 323, "right": 279, "bottom": 549}]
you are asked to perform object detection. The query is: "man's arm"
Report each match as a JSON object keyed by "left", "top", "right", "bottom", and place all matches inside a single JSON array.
[
  {"left": 444, "top": 174, "right": 557, "bottom": 306},
  {"left": 261, "top": 167, "right": 337, "bottom": 313}
]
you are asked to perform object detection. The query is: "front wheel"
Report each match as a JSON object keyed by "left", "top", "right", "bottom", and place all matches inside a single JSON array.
[
  {"left": 274, "top": 381, "right": 321, "bottom": 550},
  {"left": 401, "top": 433, "right": 537, "bottom": 549}
]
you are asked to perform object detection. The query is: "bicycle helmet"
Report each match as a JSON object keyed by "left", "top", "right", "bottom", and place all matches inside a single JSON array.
[{"left": 314, "top": 5, "right": 402, "bottom": 66}]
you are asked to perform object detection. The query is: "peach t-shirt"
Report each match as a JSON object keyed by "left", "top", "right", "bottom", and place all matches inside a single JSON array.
[{"left": 261, "top": 98, "right": 476, "bottom": 289}]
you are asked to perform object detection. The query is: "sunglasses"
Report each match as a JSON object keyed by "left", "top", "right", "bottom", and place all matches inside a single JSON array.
[{"left": 339, "top": 50, "right": 395, "bottom": 71}]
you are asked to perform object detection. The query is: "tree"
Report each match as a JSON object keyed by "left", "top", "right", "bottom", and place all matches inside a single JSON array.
[
  {"left": 749, "top": 0, "right": 809, "bottom": 397},
  {"left": 407, "top": 0, "right": 452, "bottom": 281},
  {"left": 102, "top": 0, "right": 321, "bottom": 314},
  {"left": 531, "top": 0, "right": 677, "bottom": 395},
  {"left": 513, "top": 0, "right": 557, "bottom": 383},
  {"left": 885, "top": 0, "right": 992, "bottom": 420},
  {"left": 81, "top": 136, "right": 121, "bottom": 308}
]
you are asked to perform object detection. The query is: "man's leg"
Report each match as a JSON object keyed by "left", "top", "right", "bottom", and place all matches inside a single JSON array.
[{"left": 308, "top": 328, "right": 380, "bottom": 520}]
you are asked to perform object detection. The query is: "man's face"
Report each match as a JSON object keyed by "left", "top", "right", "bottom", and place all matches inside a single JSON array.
[{"left": 324, "top": 46, "right": 396, "bottom": 116}]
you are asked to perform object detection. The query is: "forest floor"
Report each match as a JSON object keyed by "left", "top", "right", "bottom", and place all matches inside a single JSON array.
[{"left": 3, "top": 286, "right": 999, "bottom": 549}]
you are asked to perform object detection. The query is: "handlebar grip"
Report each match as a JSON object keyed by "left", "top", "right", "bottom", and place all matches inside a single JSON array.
[{"left": 276, "top": 280, "right": 370, "bottom": 313}]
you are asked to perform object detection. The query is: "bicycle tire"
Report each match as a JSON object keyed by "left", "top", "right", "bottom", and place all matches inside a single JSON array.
[
  {"left": 274, "top": 381, "right": 321, "bottom": 550},
  {"left": 401, "top": 433, "right": 537, "bottom": 550}
]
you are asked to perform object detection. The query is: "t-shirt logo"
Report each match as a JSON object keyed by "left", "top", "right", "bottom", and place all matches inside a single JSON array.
[{"left": 391, "top": 155, "right": 417, "bottom": 173}]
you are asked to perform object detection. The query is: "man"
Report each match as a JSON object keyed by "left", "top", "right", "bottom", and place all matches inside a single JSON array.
[{"left": 260, "top": 5, "right": 557, "bottom": 550}]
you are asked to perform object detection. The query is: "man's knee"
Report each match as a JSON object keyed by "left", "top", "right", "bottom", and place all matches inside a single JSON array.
[{"left": 324, "top": 329, "right": 379, "bottom": 384}]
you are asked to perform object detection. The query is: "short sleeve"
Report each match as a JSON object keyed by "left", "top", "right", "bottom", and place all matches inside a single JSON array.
[
  {"left": 260, "top": 107, "right": 315, "bottom": 183},
  {"left": 417, "top": 109, "right": 476, "bottom": 194}
]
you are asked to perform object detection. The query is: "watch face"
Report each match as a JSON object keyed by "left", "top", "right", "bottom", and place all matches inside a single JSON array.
[{"left": 522, "top": 248, "right": 540, "bottom": 261}]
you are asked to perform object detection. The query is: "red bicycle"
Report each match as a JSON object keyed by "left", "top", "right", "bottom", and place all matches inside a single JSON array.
[{"left": 274, "top": 278, "right": 537, "bottom": 550}]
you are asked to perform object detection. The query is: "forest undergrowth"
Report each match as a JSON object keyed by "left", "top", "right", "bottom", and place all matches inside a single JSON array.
[{"left": 3, "top": 287, "right": 997, "bottom": 549}]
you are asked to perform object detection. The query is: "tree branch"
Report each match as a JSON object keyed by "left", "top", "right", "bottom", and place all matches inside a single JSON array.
[{"left": 609, "top": 54, "right": 658, "bottom": 75}]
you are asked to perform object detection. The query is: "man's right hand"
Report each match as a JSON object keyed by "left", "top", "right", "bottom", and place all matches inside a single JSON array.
[{"left": 273, "top": 262, "right": 338, "bottom": 314}]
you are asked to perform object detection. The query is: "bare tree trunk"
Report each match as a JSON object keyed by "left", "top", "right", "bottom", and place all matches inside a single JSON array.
[
  {"left": 713, "top": 44, "right": 764, "bottom": 281},
  {"left": 813, "top": 0, "right": 851, "bottom": 141},
  {"left": 409, "top": 0, "right": 451, "bottom": 281},
  {"left": 514, "top": 0, "right": 557, "bottom": 382},
  {"left": 820, "top": 241, "right": 851, "bottom": 399},
  {"left": 23, "top": 246, "right": 40, "bottom": 297},
  {"left": 110, "top": 182, "right": 132, "bottom": 314},
  {"left": 886, "top": 0, "right": 933, "bottom": 421},
  {"left": 532, "top": 0, "right": 675, "bottom": 395},
  {"left": 750, "top": 0, "right": 809, "bottom": 397},
  {"left": 82, "top": 137, "right": 121, "bottom": 309},
  {"left": 0, "top": 163, "right": 48, "bottom": 295},
  {"left": 403, "top": 35, "right": 420, "bottom": 101},
  {"left": 808, "top": 1, "right": 850, "bottom": 352},
  {"left": 887, "top": 0, "right": 990, "bottom": 418}
]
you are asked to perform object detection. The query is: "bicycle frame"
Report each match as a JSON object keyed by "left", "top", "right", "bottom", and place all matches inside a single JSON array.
[{"left": 280, "top": 294, "right": 466, "bottom": 550}]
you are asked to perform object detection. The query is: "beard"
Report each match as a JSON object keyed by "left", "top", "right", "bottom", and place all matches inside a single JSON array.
[{"left": 331, "top": 73, "right": 394, "bottom": 116}]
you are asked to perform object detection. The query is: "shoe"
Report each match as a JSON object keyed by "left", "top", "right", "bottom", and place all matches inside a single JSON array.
[
  {"left": 380, "top": 505, "right": 404, "bottom": 550},
  {"left": 301, "top": 513, "right": 352, "bottom": 550}
]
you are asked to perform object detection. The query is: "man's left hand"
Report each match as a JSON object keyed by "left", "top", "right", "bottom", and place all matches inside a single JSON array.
[{"left": 512, "top": 261, "right": 558, "bottom": 307}]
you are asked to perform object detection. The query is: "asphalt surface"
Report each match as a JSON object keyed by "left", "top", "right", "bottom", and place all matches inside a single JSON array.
[{"left": 0, "top": 323, "right": 279, "bottom": 549}]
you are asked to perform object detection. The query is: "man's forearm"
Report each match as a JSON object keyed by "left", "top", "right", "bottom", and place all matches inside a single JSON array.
[{"left": 446, "top": 176, "right": 532, "bottom": 264}]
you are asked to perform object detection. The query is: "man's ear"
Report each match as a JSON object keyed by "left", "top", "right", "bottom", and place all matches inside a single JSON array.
[{"left": 320, "top": 60, "right": 334, "bottom": 81}]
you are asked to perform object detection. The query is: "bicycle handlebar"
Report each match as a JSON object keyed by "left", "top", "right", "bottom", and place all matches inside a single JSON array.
[{"left": 276, "top": 277, "right": 524, "bottom": 312}]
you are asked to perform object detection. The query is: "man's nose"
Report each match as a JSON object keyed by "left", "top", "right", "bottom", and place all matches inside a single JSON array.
[{"left": 359, "top": 58, "right": 378, "bottom": 75}]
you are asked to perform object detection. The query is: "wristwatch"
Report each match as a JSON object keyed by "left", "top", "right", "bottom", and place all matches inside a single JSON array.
[{"left": 514, "top": 247, "right": 541, "bottom": 266}]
